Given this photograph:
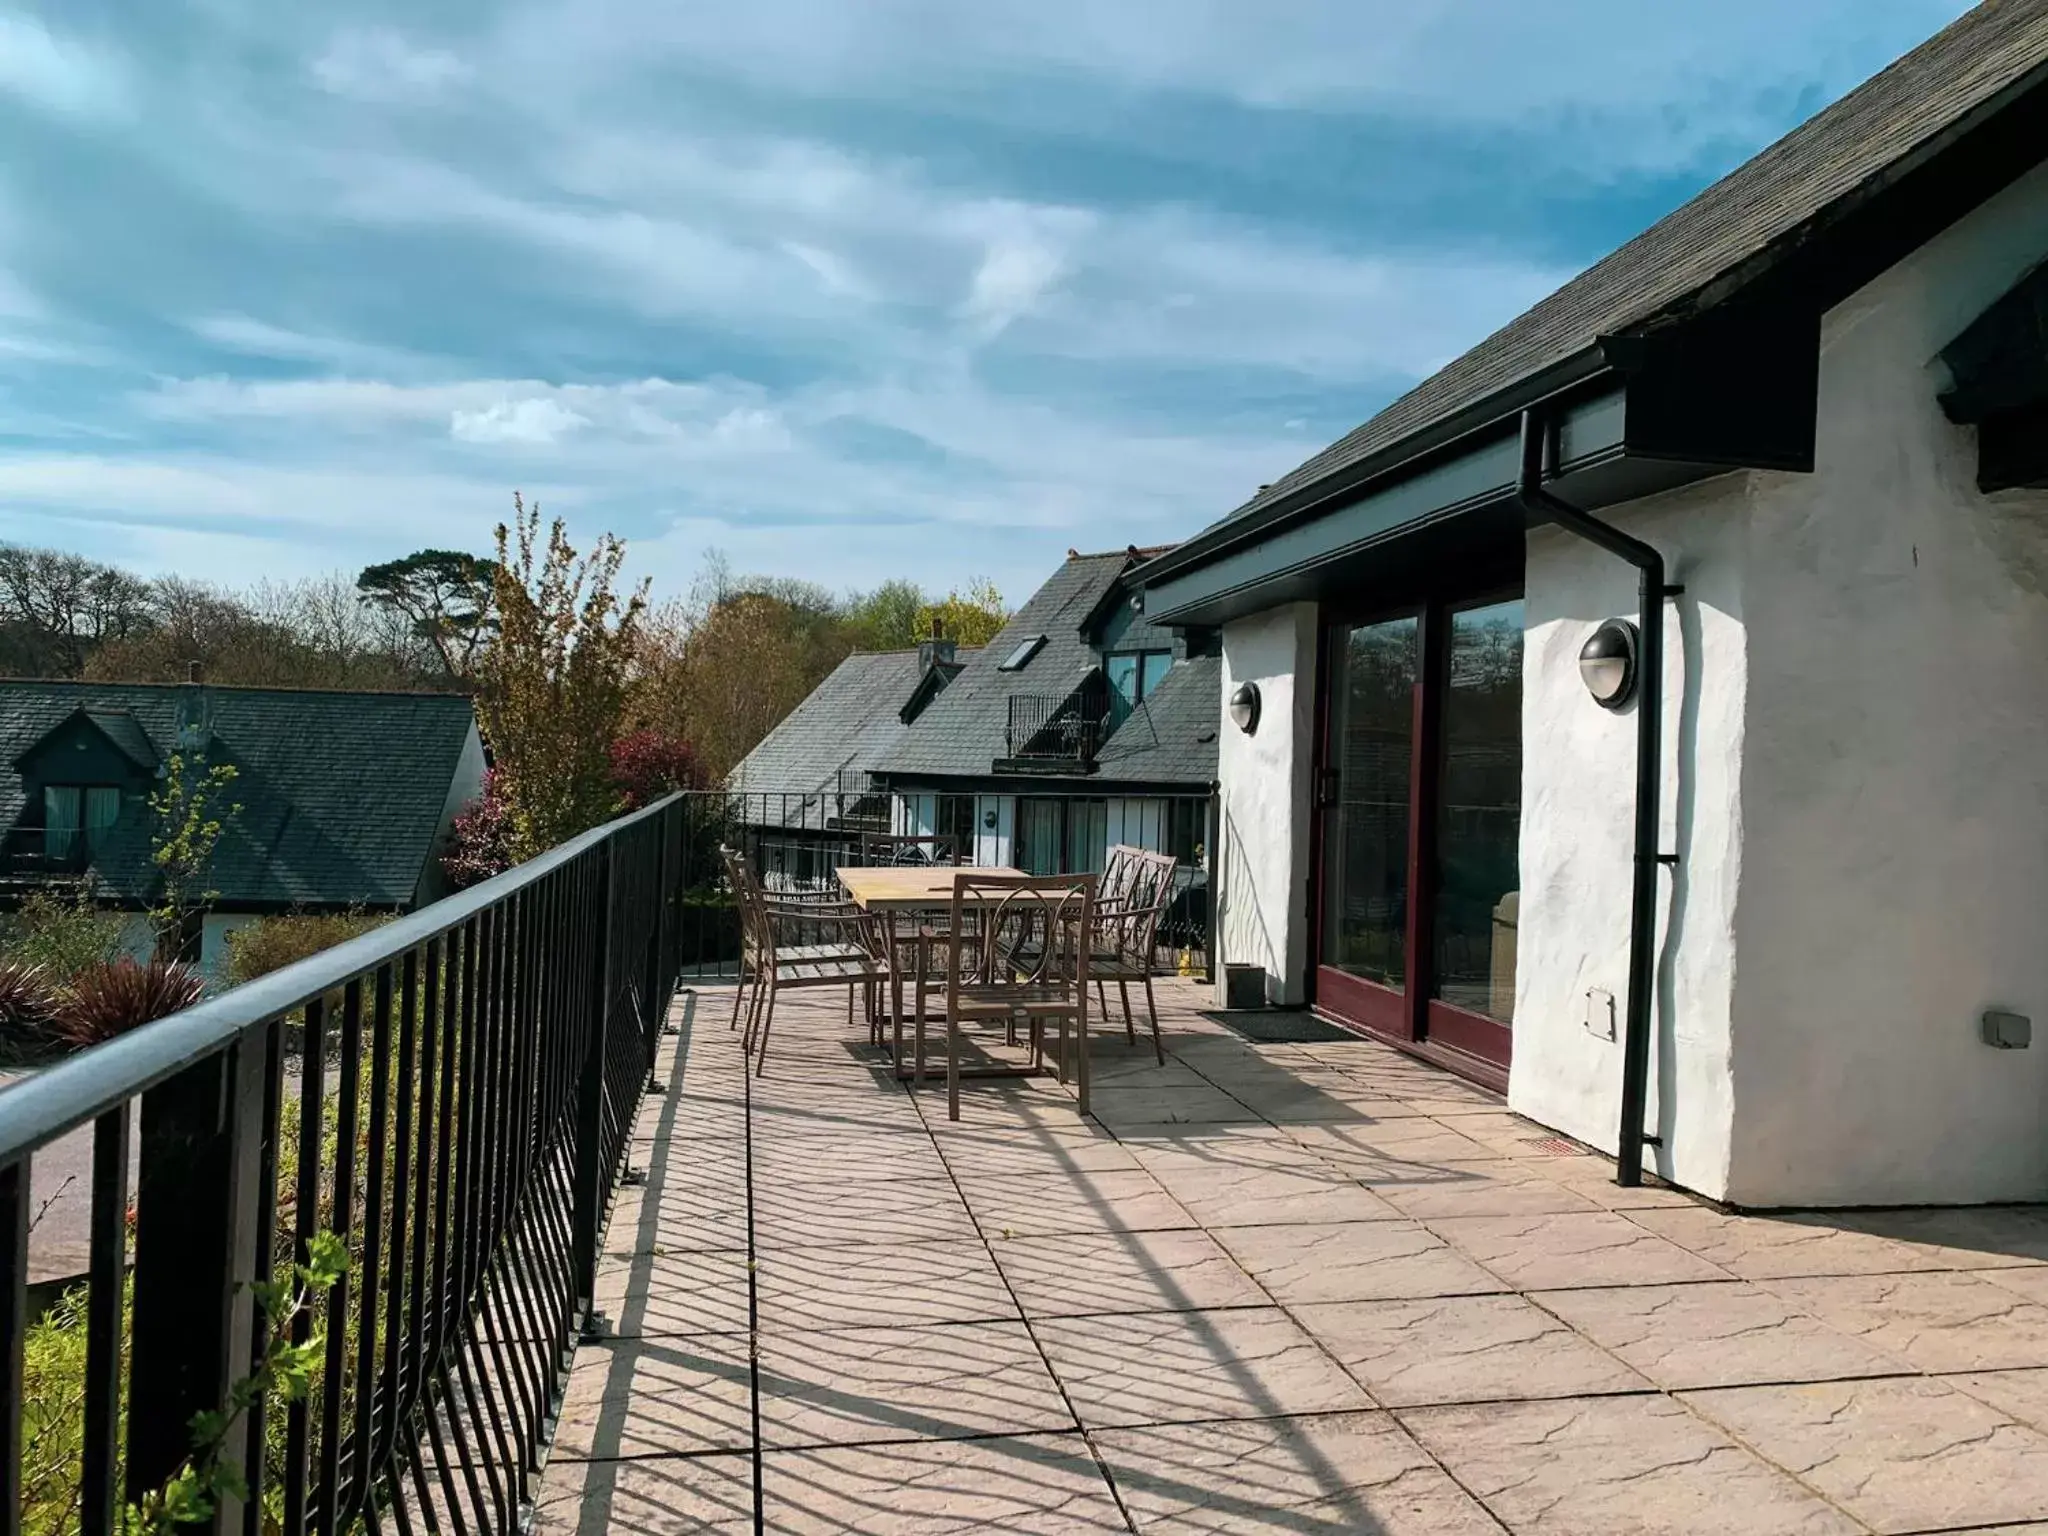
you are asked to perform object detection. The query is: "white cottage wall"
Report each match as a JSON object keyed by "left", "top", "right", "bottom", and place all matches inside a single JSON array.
[
  {"left": 1726, "top": 161, "right": 2048, "bottom": 1207},
  {"left": 1514, "top": 479, "right": 1751, "bottom": 1200},
  {"left": 1216, "top": 605, "right": 1318, "bottom": 1006}
]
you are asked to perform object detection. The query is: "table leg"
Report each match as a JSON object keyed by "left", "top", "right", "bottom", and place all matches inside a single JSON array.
[{"left": 914, "top": 932, "right": 929, "bottom": 1087}]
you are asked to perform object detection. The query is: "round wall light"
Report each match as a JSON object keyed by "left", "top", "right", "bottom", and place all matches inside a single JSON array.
[
  {"left": 1579, "top": 618, "right": 1640, "bottom": 710},
  {"left": 982, "top": 808, "right": 999, "bottom": 830},
  {"left": 1228, "top": 680, "right": 1262, "bottom": 735}
]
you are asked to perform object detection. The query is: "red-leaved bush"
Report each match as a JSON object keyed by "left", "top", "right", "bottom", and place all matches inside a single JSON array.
[
  {"left": 609, "top": 729, "right": 702, "bottom": 809},
  {"left": 442, "top": 765, "right": 516, "bottom": 890},
  {"left": 52, "top": 958, "right": 206, "bottom": 1048},
  {"left": 0, "top": 962, "right": 60, "bottom": 1054}
]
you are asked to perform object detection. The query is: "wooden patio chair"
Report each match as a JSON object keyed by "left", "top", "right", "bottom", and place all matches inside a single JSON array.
[
  {"left": 1089, "top": 849, "right": 1178, "bottom": 1065},
  {"left": 935, "top": 872, "right": 1096, "bottom": 1121},
  {"left": 721, "top": 846, "right": 889, "bottom": 1067}
]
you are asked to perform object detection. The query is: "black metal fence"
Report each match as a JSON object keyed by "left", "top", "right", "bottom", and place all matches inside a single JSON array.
[
  {"left": 0, "top": 794, "right": 690, "bottom": 1536},
  {"left": 670, "top": 788, "right": 1212, "bottom": 975}
]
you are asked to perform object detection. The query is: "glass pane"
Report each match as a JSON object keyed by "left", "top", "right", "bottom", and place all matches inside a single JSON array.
[
  {"left": 1064, "top": 799, "right": 1106, "bottom": 875},
  {"left": 1106, "top": 654, "right": 1139, "bottom": 707},
  {"left": 44, "top": 785, "right": 81, "bottom": 859},
  {"left": 1432, "top": 599, "right": 1524, "bottom": 1023},
  {"left": 1140, "top": 651, "right": 1172, "bottom": 700},
  {"left": 1016, "top": 799, "right": 1061, "bottom": 875},
  {"left": 85, "top": 786, "right": 121, "bottom": 834},
  {"left": 1323, "top": 617, "right": 1417, "bottom": 989}
]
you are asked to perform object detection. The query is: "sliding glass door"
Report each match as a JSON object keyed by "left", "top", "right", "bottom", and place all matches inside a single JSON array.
[
  {"left": 1318, "top": 616, "right": 1419, "bottom": 1033},
  {"left": 1315, "top": 595, "right": 1523, "bottom": 1071}
]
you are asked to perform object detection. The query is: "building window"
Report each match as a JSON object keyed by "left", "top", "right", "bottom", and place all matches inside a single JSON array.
[
  {"left": 1106, "top": 650, "right": 1173, "bottom": 717},
  {"left": 1016, "top": 797, "right": 1107, "bottom": 876},
  {"left": 998, "top": 635, "right": 1046, "bottom": 671},
  {"left": 935, "top": 795, "right": 976, "bottom": 861},
  {"left": 44, "top": 784, "right": 120, "bottom": 859}
]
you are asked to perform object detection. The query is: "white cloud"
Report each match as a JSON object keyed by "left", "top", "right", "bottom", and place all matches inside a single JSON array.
[
  {"left": 449, "top": 396, "right": 587, "bottom": 445},
  {"left": 0, "top": 12, "right": 128, "bottom": 120},
  {"left": 186, "top": 314, "right": 432, "bottom": 377},
  {"left": 312, "top": 27, "right": 470, "bottom": 103}
]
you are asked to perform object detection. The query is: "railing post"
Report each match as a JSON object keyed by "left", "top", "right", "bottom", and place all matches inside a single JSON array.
[
  {"left": 643, "top": 822, "right": 669, "bottom": 1087},
  {"left": 572, "top": 836, "right": 616, "bottom": 1328},
  {"left": 127, "top": 1036, "right": 266, "bottom": 1531}
]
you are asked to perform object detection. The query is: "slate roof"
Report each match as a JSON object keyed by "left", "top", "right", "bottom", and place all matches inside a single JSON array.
[
  {"left": 878, "top": 552, "right": 1220, "bottom": 789},
  {"left": 0, "top": 681, "right": 478, "bottom": 908},
  {"left": 729, "top": 649, "right": 974, "bottom": 821},
  {"left": 1176, "top": 0, "right": 2048, "bottom": 553}
]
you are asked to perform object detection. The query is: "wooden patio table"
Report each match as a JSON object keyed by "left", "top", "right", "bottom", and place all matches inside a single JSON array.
[{"left": 836, "top": 865, "right": 1064, "bottom": 1090}]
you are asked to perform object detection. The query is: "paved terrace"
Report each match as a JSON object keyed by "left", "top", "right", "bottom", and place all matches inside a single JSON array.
[{"left": 537, "top": 980, "right": 2048, "bottom": 1535}]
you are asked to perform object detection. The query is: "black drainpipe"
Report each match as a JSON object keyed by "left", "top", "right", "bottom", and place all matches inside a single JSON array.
[{"left": 1512, "top": 410, "right": 1677, "bottom": 1187}]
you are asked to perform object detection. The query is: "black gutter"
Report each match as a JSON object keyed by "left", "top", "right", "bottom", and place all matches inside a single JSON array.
[{"left": 1513, "top": 410, "right": 1671, "bottom": 1188}]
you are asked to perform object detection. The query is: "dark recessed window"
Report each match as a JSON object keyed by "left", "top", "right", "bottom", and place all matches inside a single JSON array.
[{"left": 998, "top": 635, "right": 1046, "bottom": 671}]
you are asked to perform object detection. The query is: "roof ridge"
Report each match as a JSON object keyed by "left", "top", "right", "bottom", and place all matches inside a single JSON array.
[{"left": 0, "top": 676, "right": 475, "bottom": 701}]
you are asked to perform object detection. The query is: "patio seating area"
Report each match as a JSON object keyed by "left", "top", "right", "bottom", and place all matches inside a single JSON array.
[{"left": 538, "top": 978, "right": 2048, "bottom": 1535}]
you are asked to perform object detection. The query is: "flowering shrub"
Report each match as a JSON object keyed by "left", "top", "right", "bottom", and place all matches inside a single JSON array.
[
  {"left": 442, "top": 766, "right": 516, "bottom": 890},
  {"left": 609, "top": 728, "right": 702, "bottom": 808}
]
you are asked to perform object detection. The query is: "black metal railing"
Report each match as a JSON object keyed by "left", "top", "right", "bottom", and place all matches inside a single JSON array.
[
  {"left": 0, "top": 794, "right": 692, "bottom": 1536},
  {"left": 0, "top": 825, "right": 95, "bottom": 880},
  {"left": 659, "top": 788, "right": 1213, "bottom": 976},
  {"left": 999, "top": 675, "right": 1112, "bottom": 772}
]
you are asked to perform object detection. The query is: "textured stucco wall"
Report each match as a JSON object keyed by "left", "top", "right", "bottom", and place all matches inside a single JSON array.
[
  {"left": 1518, "top": 158, "right": 2048, "bottom": 1208},
  {"left": 1216, "top": 605, "right": 1318, "bottom": 1006},
  {"left": 1725, "top": 160, "right": 2048, "bottom": 1206},
  {"left": 1513, "top": 479, "right": 1749, "bottom": 1200}
]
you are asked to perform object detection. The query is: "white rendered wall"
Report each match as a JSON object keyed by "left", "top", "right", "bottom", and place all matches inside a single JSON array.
[
  {"left": 1215, "top": 605, "right": 1318, "bottom": 1006},
  {"left": 1724, "top": 161, "right": 2048, "bottom": 1206},
  {"left": 1513, "top": 480, "right": 1749, "bottom": 1200},
  {"left": 1515, "top": 160, "right": 2048, "bottom": 1207}
]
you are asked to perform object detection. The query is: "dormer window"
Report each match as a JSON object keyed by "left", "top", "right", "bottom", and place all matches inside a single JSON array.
[
  {"left": 1106, "top": 650, "right": 1173, "bottom": 712},
  {"left": 44, "top": 784, "right": 121, "bottom": 860},
  {"left": 998, "top": 635, "right": 1047, "bottom": 672}
]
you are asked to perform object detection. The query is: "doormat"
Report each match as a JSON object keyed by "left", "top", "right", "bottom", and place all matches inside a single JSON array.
[{"left": 1205, "top": 1010, "right": 1356, "bottom": 1044}]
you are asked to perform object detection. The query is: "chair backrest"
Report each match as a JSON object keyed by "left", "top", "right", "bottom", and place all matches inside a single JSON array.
[
  {"left": 861, "top": 832, "right": 967, "bottom": 867},
  {"left": 945, "top": 872, "right": 1096, "bottom": 1007},
  {"left": 1100, "top": 844, "right": 1146, "bottom": 908},
  {"left": 1100, "top": 850, "right": 1178, "bottom": 963}
]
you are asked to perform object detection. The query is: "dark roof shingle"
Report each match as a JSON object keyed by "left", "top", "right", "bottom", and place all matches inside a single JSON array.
[
  {"left": 1, "top": 681, "right": 478, "bottom": 908},
  {"left": 729, "top": 649, "right": 956, "bottom": 810},
  {"left": 878, "top": 553, "right": 1219, "bottom": 787}
]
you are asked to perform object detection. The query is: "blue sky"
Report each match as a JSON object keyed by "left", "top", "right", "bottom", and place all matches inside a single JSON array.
[{"left": 0, "top": 1, "right": 1973, "bottom": 607}]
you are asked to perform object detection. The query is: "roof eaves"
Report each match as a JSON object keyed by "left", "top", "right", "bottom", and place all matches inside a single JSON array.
[{"left": 1134, "top": 344, "right": 1612, "bottom": 588}]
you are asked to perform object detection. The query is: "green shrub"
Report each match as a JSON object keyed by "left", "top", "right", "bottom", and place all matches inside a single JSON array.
[
  {"left": 225, "top": 910, "right": 392, "bottom": 989},
  {"left": 1, "top": 885, "right": 124, "bottom": 984}
]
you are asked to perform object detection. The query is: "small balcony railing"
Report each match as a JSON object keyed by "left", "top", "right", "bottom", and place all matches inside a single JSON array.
[{"left": 998, "top": 675, "right": 1112, "bottom": 774}]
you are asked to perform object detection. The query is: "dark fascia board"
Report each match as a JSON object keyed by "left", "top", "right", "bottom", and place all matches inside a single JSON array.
[
  {"left": 1133, "top": 347, "right": 1612, "bottom": 591},
  {"left": 1145, "top": 384, "right": 1628, "bottom": 626}
]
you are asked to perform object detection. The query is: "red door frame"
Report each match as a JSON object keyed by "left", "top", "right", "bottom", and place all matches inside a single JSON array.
[{"left": 1310, "top": 588, "right": 1519, "bottom": 1091}]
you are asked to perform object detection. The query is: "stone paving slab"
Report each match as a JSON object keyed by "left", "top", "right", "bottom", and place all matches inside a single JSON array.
[
  {"left": 536, "top": 980, "right": 2048, "bottom": 1532},
  {"left": 1401, "top": 1395, "right": 1863, "bottom": 1535},
  {"left": 1095, "top": 1412, "right": 1505, "bottom": 1534},
  {"left": 761, "top": 1434, "right": 1127, "bottom": 1533},
  {"left": 992, "top": 1227, "right": 1271, "bottom": 1318},
  {"left": 1033, "top": 1306, "right": 1376, "bottom": 1429},
  {"left": 1684, "top": 1375, "right": 2048, "bottom": 1533}
]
